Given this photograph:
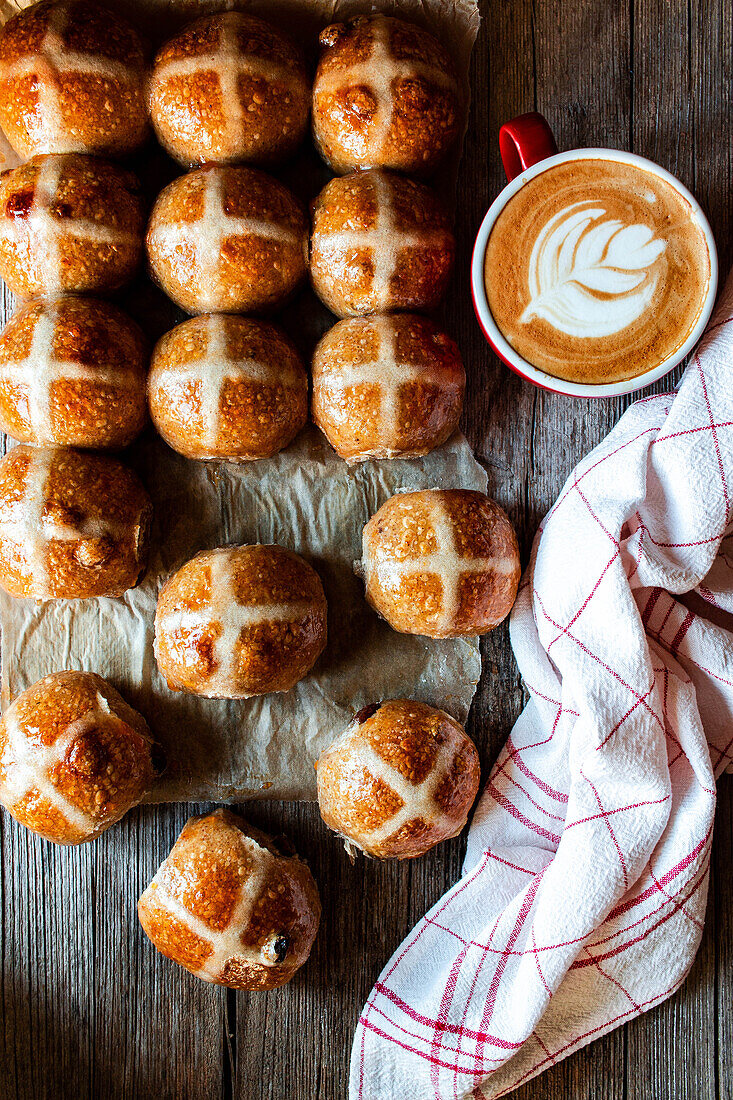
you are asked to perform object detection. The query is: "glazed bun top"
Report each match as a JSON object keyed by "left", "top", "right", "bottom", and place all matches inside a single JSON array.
[
  {"left": 362, "top": 488, "right": 521, "bottom": 638},
  {"left": 0, "top": 153, "right": 144, "bottom": 299},
  {"left": 0, "top": 0, "right": 150, "bottom": 159},
  {"left": 311, "top": 313, "right": 465, "bottom": 464},
  {"left": 0, "top": 444, "right": 152, "bottom": 601},
  {"left": 316, "top": 699, "right": 480, "bottom": 859},
  {"left": 154, "top": 544, "right": 328, "bottom": 699},
  {"left": 137, "top": 808, "right": 321, "bottom": 990},
  {"left": 0, "top": 295, "right": 148, "bottom": 450},
  {"left": 149, "top": 11, "right": 310, "bottom": 167},
  {"left": 0, "top": 670, "right": 157, "bottom": 845},
  {"left": 148, "top": 313, "right": 307, "bottom": 462},
  {"left": 310, "top": 169, "right": 455, "bottom": 318},
  {"left": 146, "top": 165, "right": 308, "bottom": 315},
  {"left": 313, "top": 14, "right": 461, "bottom": 175}
]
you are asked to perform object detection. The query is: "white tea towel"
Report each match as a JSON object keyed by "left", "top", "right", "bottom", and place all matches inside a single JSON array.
[{"left": 350, "top": 272, "right": 733, "bottom": 1100}]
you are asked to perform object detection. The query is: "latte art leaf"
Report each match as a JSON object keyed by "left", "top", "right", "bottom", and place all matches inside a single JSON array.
[{"left": 520, "top": 202, "right": 667, "bottom": 337}]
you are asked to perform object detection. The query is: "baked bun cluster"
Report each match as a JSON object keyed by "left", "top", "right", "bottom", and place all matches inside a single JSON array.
[
  {"left": 317, "top": 700, "right": 479, "bottom": 859},
  {"left": 0, "top": 296, "right": 147, "bottom": 449},
  {"left": 313, "top": 14, "right": 461, "bottom": 176},
  {"left": 138, "top": 808, "right": 320, "bottom": 990},
  {"left": 148, "top": 314, "right": 307, "bottom": 462},
  {"left": 0, "top": 670, "right": 158, "bottom": 845},
  {"left": 154, "top": 545, "right": 327, "bottom": 699},
  {"left": 312, "top": 313, "right": 465, "bottom": 463},
  {"left": 310, "top": 169, "right": 455, "bottom": 318},
  {"left": 0, "top": 445, "right": 151, "bottom": 600},
  {"left": 0, "top": 0, "right": 150, "bottom": 160},
  {"left": 362, "top": 489, "right": 521, "bottom": 638},
  {"left": 309, "top": 15, "right": 462, "bottom": 467},
  {"left": 0, "top": 2, "right": 504, "bottom": 996},
  {"left": 149, "top": 12, "right": 310, "bottom": 168},
  {"left": 146, "top": 164, "right": 308, "bottom": 315}
]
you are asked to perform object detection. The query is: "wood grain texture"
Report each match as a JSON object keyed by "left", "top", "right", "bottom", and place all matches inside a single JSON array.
[{"left": 1, "top": 1, "right": 732, "bottom": 1098}]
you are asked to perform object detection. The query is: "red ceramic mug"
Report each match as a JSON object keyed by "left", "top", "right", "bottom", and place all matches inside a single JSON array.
[{"left": 471, "top": 112, "right": 718, "bottom": 398}]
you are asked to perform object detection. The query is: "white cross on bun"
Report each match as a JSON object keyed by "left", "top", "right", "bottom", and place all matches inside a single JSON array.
[
  {"left": 0, "top": 0, "right": 150, "bottom": 160},
  {"left": 312, "top": 313, "right": 465, "bottom": 464},
  {"left": 0, "top": 153, "right": 144, "bottom": 299},
  {"left": 149, "top": 11, "right": 310, "bottom": 168},
  {"left": 0, "top": 296, "right": 148, "bottom": 450},
  {"left": 146, "top": 164, "right": 308, "bottom": 315},
  {"left": 316, "top": 700, "right": 480, "bottom": 859},
  {"left": 148, "top": 313, "right": 307, "bottom": 462},
  {"left": 362, "top": 488, "right": 521, "bottom": 638},
  {"left": 154, "top": 545, "right": 327, "bottom": 699},
  {"left": 0, "top": 445, "right": 152, "bottom": 601},
  {"left": 310, "top": 168, "right": 455, "bottom": 318},
  {"left": 313, "top": 14, "right": 461, "bottom": 176},
  {"left": 138, "top": 808, "right": 321, "bottom": 990},
  {"left": 0, "top": 670, "right": 160, "bottom": 845}
]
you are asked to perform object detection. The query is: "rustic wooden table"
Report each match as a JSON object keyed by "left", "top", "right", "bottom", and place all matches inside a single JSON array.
[{"left": 2, "top": 0, "right": 732, "bottom": 1097}]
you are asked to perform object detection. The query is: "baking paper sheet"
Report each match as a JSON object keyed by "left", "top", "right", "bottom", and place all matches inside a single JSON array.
[{"left": 0, "top": 0, "right": 482, "bottom": 802}]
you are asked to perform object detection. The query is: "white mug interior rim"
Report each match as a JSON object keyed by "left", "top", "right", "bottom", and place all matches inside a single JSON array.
[{"left": 471, "top": 147, "right": 720, "bottom": 399}]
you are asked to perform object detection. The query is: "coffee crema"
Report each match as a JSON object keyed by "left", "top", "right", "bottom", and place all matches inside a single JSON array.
[{"left": 484, "top": 158, "right": 711, "bottom": 384}]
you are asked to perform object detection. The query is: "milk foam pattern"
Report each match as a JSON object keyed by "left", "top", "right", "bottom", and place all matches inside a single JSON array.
[{"left": 520, "top": 201, "right": 667, "bottom": 337}]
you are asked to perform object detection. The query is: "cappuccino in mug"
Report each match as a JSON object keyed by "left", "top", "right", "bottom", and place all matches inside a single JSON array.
[{"left": 484, "top": 158, "right": 712, "bottom": 385}]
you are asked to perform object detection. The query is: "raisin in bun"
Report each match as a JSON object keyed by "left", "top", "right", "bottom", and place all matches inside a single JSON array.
[
  {"left": 146, "top": 164, "right": 308, "bottom": 315},
  {"left": 138, "top": 808, "right": 320, "bottom": 990},
  {"left": 310, "top": 169, "right": 454, "bottom": 317},
  {"left": 0, "top": 153, "right": 144, "bottom": 299},
  {"left": 0, "top": 670, "right": 158, "bottom": 845},
  {"left": 0, "top": 0, "right": 150, "bottom": 160},
  {"left": 148, "top": 314, "right": 307, "bottom": 462},
  {"left": 317, "top": 700, "right": 479, "bottom": 859},
  {"left": 0, "top": 445, "right": 151, "bottom": 600},
  {"left": 313, "top": 14, "right": 461, "bottom": 176},
  {"left": 312, "top": 313, "right": 465, "bottom": 463},
  {"left": 154, "top": 545, "right": 327, "bottom": 699},
  {"left": 149, "top": 12, "right": 309, "bottom": 168},
  {"left": 0, "top": 296, "right": 148, "bottom": 449},
  {"left": 361, "top": 489, "right": 521, "bottom": 638}
]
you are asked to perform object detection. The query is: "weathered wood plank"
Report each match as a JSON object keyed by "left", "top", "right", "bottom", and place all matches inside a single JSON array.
[
  {"left": 717, "top": 779, "right": 732, "bottom": 1100},
  {"left": 91, "top": 804, "right": 226, "bottom": 1100}
]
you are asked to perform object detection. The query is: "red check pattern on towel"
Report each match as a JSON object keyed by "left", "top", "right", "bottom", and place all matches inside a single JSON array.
[{"left": 350, "top": 272, "right": 733, "bottom": 1100}]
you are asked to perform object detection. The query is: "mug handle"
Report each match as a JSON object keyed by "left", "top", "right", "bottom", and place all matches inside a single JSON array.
[{"left": 499, "top": 112, "right": 558, "bottom": 182}]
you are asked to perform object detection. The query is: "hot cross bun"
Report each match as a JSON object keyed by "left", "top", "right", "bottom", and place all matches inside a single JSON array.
[
  {"left": 138, "top": 808, "right": 321, "bottom": 990},
  {"left": 149, "top": 11, "right": 310, "bottom": 167},
  {"left": 0, "top": 0, "right": 150, "bottom": 160},
  {"left": 148, "top": 314, "right": 307, "bottom": 462},
  {"left": 0, "top": 153, "right": 144, "bottom": 298},
  {"left": 310, "top": 168, "right": 454, "bottom": 317},
  {"left": 0, "top": 296, "right": 148, "bottom": 449},
  {"left": 0, "top": 670, "right": 159, "bottom": 845},
  {"left": 154, "top": 545, "right": 327, "bottom": 699},
  {"left": 316, "top": 700, "right": 480, "bottom": 859},
  {"left": 146, "top": 164, "right": 308, "bottom": 315},
  {"left": 362, "top": 489, "right": 521, "bottom": 638},
  {"left": 0, "top": 445, "right": 152, "bottom": 600},
  {"left": 313, "top": 14, "right": 461, "bottom": 176},
  {"left": 312, "top": 313, "right": 465, "bottom": 463}
]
